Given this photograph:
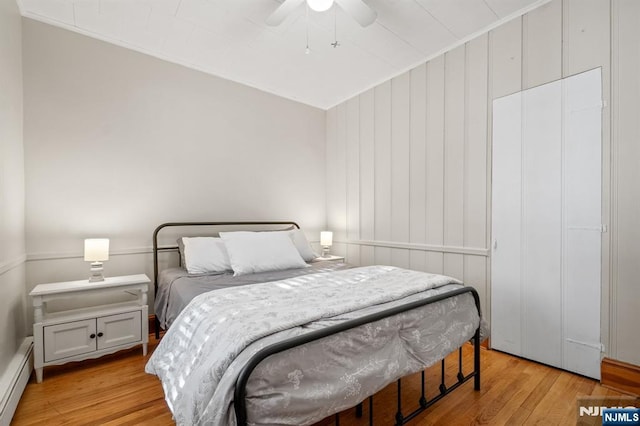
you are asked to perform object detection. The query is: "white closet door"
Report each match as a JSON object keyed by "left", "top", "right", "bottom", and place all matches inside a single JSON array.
[
  {"left": 563, "top": 68, "right": 602, "bottom": 379},
  {"left": 521, "top": 80, "right": 563, "bottom": 368},
  {"left": 491, "top": 93, "right": 523, "bottom": 356},
  {"left": 491, "top": 69, "right": 602, "bottom": 379}
]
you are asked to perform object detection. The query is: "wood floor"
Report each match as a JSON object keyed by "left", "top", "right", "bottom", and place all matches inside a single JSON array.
[{"left": 12, "top": 337, "right": 621, "bottom": 426}]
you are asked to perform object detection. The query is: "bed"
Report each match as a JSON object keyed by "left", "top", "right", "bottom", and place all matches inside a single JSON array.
[{"left": 146, "top": 221, "right": 485, "bottom": 426}]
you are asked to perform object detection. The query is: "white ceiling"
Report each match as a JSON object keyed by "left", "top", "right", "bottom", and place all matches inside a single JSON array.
[{"left": 17, "top": 0, "right": 548, "bottom": 109}]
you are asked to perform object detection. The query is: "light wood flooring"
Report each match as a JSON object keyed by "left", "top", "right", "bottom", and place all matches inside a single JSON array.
[{"left": 12, "top": 337, "right": 622, "bottom": 425}]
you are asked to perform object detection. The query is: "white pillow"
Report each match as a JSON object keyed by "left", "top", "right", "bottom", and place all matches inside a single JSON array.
[
  {"left": 181, "top": 237, "right": 231, "bottom": 274},
  {"left": 288, "top": 229, "right": 318, "bottom": 262},
  {"left": 219, "top": 231, "right": 308, "bottom": 276}
]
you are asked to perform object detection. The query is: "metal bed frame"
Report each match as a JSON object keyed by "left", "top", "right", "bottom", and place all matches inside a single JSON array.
[{"left": 152, "top": 221, "right": 481, "bottom": 426}]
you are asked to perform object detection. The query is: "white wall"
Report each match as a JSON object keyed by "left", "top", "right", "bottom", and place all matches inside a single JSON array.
[
  {"left": 327, "top": 0, "right": 640, "bottom": 367},
  {"left": 0, "top": 0, "right": 27, "bottom": 378},
  {"left": 22, "top": 19, "right": 327, "bottom": 314}
]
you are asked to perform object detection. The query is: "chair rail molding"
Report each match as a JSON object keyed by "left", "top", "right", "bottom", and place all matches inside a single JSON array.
[
  {"left": 338, "top": 239, "right": 489, "bottom": 257},
  {"left": 0, "top": 255, "right": 27, "bottom": 276}
]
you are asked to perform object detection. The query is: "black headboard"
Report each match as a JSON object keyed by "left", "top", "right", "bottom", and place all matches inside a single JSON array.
[
  {"left": 152, "top": 221, "right": 300, "bottom": 295},
  {"left": 151, "top": 221, "right": 300, "bottom": 338}
]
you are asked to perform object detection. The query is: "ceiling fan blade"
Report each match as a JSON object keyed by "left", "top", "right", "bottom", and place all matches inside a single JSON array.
[
  {"left": 335, "top": 0, "right": 377, "bottom": 27},
  {"left": 265, "top": 0, "right": 306, "bottom": 26}
]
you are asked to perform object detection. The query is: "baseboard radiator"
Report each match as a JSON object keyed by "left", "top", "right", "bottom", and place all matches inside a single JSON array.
[{"left": 0, "top": 338, "right": 33, "bottom": 426}]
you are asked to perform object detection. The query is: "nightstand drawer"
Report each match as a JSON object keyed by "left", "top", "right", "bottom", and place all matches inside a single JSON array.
[
  {"left": 97, "top": 311, "right": 142, "bottom": 350},
  {"left": 44, "top": 319, "right": 96, "bottom": 362}
]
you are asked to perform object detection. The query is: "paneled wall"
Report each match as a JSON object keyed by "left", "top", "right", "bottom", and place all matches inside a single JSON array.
[
  {"left": 611, "top": 0, "right": 640, "bottom": 366},
  {"left": 327, "top": 0, "right": 640, "bottom": 366},
  {"left": 327, "top": 36, "right": 491, "bottom": 315}
]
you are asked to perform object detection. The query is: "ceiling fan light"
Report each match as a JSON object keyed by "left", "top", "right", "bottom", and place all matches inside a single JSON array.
[{"left": 307, "top": 0, "right": 334, "bottom": 12}]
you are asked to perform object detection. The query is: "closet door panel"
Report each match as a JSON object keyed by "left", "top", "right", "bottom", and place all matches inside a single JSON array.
[
  {"left": 521, "top": 80, "right": 562, "bottom": 368},
  {"left": 563, "top": 68, "right": 602, "bottom": 378},
  {"left": 490, "top": 93, "right": 523, "bottom": 356},
  {"left": 565, "top": 231, "right": 601, "bottom": 378},
  {"left": 564, "top": 69, "right": 602, "bottom": 227}
]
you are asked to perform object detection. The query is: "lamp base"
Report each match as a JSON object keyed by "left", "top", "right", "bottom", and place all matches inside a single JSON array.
[
  {"left": 89, "top": 262, "right": 105, "bottom": 282},
  {"left": 321, "top": 246, "right": 331, "bottom": 257}
]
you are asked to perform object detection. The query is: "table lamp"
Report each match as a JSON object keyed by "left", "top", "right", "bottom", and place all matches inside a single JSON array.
[
  {"left": 84, "top": 238, "right": 109, "bottom": 282},
  {"left": 320, "top": 231, "right": 333, "bottom": 257}
]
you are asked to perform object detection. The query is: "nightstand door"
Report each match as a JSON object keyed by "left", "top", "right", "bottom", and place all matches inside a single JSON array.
[
  {"left": 97, "top": 311, "right": 142, "bottom": 350},
  {"left": 44, "top": 319, "right": 97, "bottom": 362}
]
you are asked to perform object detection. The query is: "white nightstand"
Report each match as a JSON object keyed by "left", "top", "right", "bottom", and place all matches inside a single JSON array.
[
  {"left": 29, "top": 274, "right": 150, "bottom": 383},
  {"left": 314, "top": 255, "right": 345, "bottom": 262}
]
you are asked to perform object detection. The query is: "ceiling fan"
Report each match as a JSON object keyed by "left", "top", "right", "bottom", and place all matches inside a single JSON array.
[{"left": 266, "top": 0, "right": 377, "bottom": 27}]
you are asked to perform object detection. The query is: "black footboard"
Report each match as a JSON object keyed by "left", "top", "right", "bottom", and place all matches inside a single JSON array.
[{"left": 234, "top": 286, "right": 482, "bottom": 426}]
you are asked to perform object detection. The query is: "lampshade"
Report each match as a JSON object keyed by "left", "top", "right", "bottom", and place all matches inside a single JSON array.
[
  {"left": 84, "top": 238, "right": 109, "bottom": 262},
  {"left": 307, "top": 0, "right": 334, "bottom": 12},
  {"left": 320, "top": 231, "right": 333, "bottom": 247}
]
